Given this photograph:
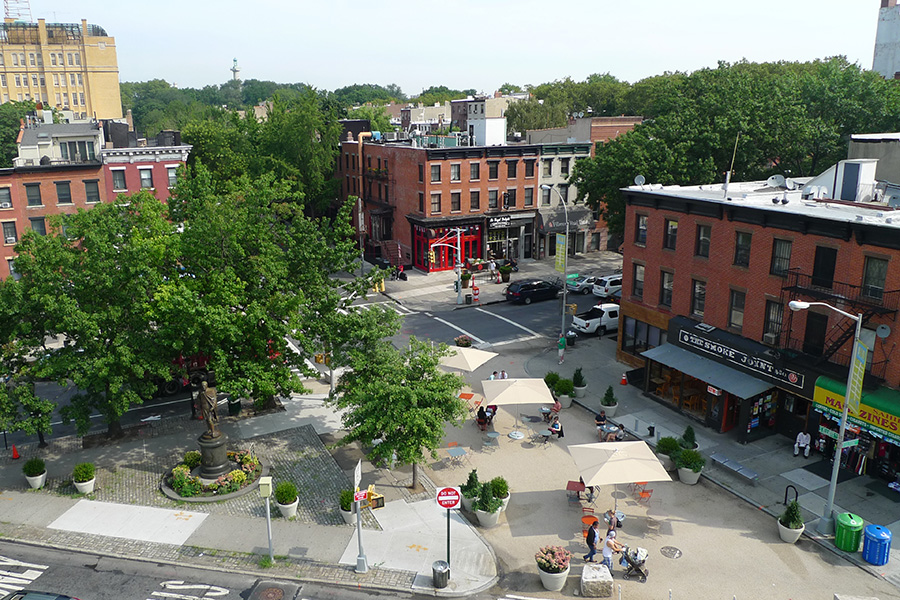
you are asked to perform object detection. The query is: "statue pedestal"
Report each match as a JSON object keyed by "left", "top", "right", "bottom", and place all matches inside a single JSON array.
[{"left": 198, "top": 433, "right": 231, "bottom": 480}]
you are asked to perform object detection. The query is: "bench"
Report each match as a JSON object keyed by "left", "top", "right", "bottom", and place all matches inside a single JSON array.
[{"left": 710, "top": 453, "right": 758, "bottom": 485}]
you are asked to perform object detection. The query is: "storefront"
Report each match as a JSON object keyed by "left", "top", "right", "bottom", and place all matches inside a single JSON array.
[
  {"left": 411, "top": 221, "right": 483, "bottom": 272},
  {"left": 486, "top": 212, "right": 536, "bottom": 261},
  {"left": 536, "top": 205, "right": 594, "bottom": 260}
]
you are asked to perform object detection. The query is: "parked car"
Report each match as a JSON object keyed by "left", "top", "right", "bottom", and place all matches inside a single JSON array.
[
  {"left": 505, "top": 279, "right": 562, "bottom": 304},
  {"left": 571, "top": 303, "right": 620, "bottom": 336},
  {"left": 2, "top": 593, "right": 80, "bottom": 600},
  {"left": 609, "top": 288, "right": 622, "bottom": 304},
  {"left": 567, "top": 274, "right": 601, "bottom": 295},
  {"left": 592, "top": 274, "right": 623, "bottom": 299}
]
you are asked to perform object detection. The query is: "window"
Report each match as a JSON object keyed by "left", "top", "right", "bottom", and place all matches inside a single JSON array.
[
  {"left": 72, "top": 94, "right": 78, "bottom": 106},
  {"left": 770, "top": 239, "right": 792, "bottom": 276},
  {"left": 635, "top": 214, "right": 648, "bottom": 244},
  {"left": 50, "top": 54, "right": 56, "bottom": 66},
  {"left": 764, "top": 300, "right": 784, "bottom": 337},
  {"left": 863, "top": 256, "right": 889, "bottom": 301},
  {"left": 663, "top": 219, "right": 678, "bottom": 250},
  {"left": 30, "top": 217, "right": 46, "bottom": 236},
  {"left": 812, "top": 246, "right": 838, "bottom": 288},
  {"left": 139, "top": 169, "right": 154, "bottom": 189},
  {"left": 734, "top": 231, "right": 751, "bottom": 267},
  {"left": 24, "top": 183, "right": 41, "bottom": 206},
  {"left": 660, "top": 271, "right": 674, "bottom": 306},
  {"left": 418, "top": 164, "right": 424, "bottom": 183},
  {"left": 167, "top": 166, "right": 178, "bottom": 187},
  {"left": 77, "top": 74, "right": 83, "bottom": 86},
  {"left": 84, "top": 180, "right": 100, "bottom": 203},
  {"left": 36, "top": 54, "right": 41, "bottom": 66},
  {"left": 0, "top": 54, "right": 3, "bottom": 66},
  {"left": 451, "top": 191, "right": 461, "bottom": 212},
  {"left": 450, "top": 164, "right": 460, "bottom": 182},
  {"left": 729, "top": 290, "right": 746, "bottom": 330},
  {"left": 430, "top": 192, "right": 441, "bottom": 214},
  {"left": 470, "top": 163, "right": 480, "bottom": 181},
  {"left": 39, "top": 75, "right": 44, "bottom": 86},
  {"left": 488, "top": 161, "right": 499, "bottom": 179},
  {"left": 559, "top": 184, "right": 569, "bottom": 203},
  {"left": 55, "top": 181, "right": 72, "bottom": 204},
  {"left": 55, "top": 93, "right": 60, "bottom": 105},
  {"left": 418, "top": 192, "right": 424, "bottom": 212},
  {"left": 470, "top": 190, "right": 480, "bottom": 210},
  {"left": 542, "top": 186, "right": 551, "bottom": 205},
  {"left": 507, "top": 161, "right": 517, "bottom": 178},
  {"left": 633, "top": 264, "right": 644, "bottom": 298},
  {"left": 2, "top": 222, "right": 16, "bottom": 244},
  {"left": 0, "top": 74, "right": 5, "bottom": 87},
  {"left": 430, "top": 164, "right": 441, "bottom": 183},
  {"left": 0, "top": 188, "right": 10, "bottom": 207},
  {"left": 14, "top": 75, "right": 20, "bottom": 87},
  {"left": 543, "top": 159, "right": 552, "bottom": 177},
  {"left": 488, "top": 190, "right": 498, "bottom": 209},
  {"left": 31, "top": 75, "right": 37, "bottom": 87},
  {"left": 695, "top": 224, "right": 711, "bottom": 257},
  {"left": 11, "top": 53, "right": 17, "bottom": 66},
  {"left": 560, "top": 158, "right": 570, "bottom": 175},
  {"left": 75, "top": 53, "right": 81, "bottom": 66},
  {"left": 7, "top": 259, "right": 20, "bottom": 280},
  {"left": 504, "top": 189, "right": 516, "bottom": 209},
  {"left": 691, "top": 280, "right": 706, "bottom": 317},
  {"left": 69, "top": 74, "right": 76, "bottom": 87},
  {"left": 62, "top": 92, "right": 69, "bottom": 105},
  {"left": 525, "top": 160, "right": 535, "bottom": 177},
  {"left": 79, "top": 93, "right": 84, "bottom": 106},
  {"left": 112, "top": 170, "right": 126, "bottom": 190},
  {"left": 67, "top": 53, "right": 73, "bottom": 66},
  {"left": 524, "top": 187, "right": 533, "bottom": 207}
]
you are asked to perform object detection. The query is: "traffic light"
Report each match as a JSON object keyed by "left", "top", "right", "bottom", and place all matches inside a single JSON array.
[
  {"left": 367, "top": 484, "right": 385, "bottom": 509},
  {"left": 454, "top": 280, "right": 460, "bottom": 292},
  {"left": 428, "top": 250, "right": 436, "bottom": 263},
  {"left": 566, "top": 303, "right": 578, "bottom": 315}
]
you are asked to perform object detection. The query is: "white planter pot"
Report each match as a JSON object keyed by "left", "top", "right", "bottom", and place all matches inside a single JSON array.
[
  {"left": 678, "top": 467, "right": 702, "bottom": 485},
  {"left": 574, "top": 385, "right": 587, "bottom": 399},
  {"left": 658, "top": 454, "right": 675, "bottom": 471},
  {"left": 461, "top": 494, "right": 475, "bottom": 512},
  {"left": 498, "top": 494, "right": 510, "bottom": 512},
  {"left": 778, "top": 520, "right": 805, "bottom": 544},
  {"left": 538, "top": 565, "right": 570, "bottom": 592},
  {"left": 277, "top": 498, "right": 299, "bottom": 519},
  {"left": 340, "top": 507, "right": 357, "bottom": 525},
  {"left": 74, "top": 478, "right": 95, "bottom": 494},
  {"left": 602, "top": 403, "right": 618, "bottom": 418},
  {"left": 25, "top": 472, "right": 46, "bottom": 490},
  {"left": 558, "top": 395, "right": 573, "bottom": 409},
  {"left": 475, "top": 508, "right": 500, "bottom": 528}
]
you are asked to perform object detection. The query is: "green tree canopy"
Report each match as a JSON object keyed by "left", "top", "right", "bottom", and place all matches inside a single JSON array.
[
  {"left": 332, "top": 83, "right": 405, "bottom": 106},
  {"left": 0, "top": 100, "right": 35, "bottom": 167},
  {"left": 347, "top": 105, "right": 393, "bottom": 132}
]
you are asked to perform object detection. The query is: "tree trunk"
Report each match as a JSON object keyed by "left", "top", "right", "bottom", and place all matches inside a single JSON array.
[
  {"left": 37, "top": 430, "right": 48, "bottom": 448},
  {"left": 107, "top": 419, "right": 124, "bottom": 438},
  {"left": 412, "top": 462, "right": 419, "bottom": 491}
]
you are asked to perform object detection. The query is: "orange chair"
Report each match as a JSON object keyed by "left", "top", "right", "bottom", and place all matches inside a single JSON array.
[
  {"left": 582, "top": 515, "right": 599, "bottom": 538},
  {"left": 637, "top": 488, "right": 653, "bottom": 505}
]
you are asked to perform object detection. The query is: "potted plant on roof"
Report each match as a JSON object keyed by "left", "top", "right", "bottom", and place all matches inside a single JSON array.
[
  {"left": 460, "top": 469, "right": 479, "bottom": 512},
  {"left": 474, "top": 482, "right": 502, "bottom": 528},
  {"left": 676, "top": 448, "right": 705, "bottom": 485},
  {"left": 572, "top": 367, "right": 587, "bottom": 399},
  {"left": 601, "top": 385, "right": 619, "bottom": 418},
  {"left": 339, "top": 489, "right": 357, "bottom": 525},
  {"left": 555, "top": 378, "right": 574, "bottom": 409},
  {"left": 275, "top": 480, "right": 299, "bottom": 519},
  {"left": 491, "top": 476, "right": 510, "bottom": 512},
  {"left": 777, "top": 499, "right": 805, "bottom": 543},
  {"left": 23, "top": 457, "right": 46, "bottom": 490},
  {"left": 454, "top": 334, "right": 473, "bottom": 348},
  {"left": 498, "top": 264, "right": 513, "bottom": 283},
  {"left": 72, "top": 462, "right": 95, "bottom": 494},
  {"left": 655, "top": 436, "right": 681, "bottom": 471},
  {"left": 535, "top": 545, "right": 572, "bottom": 591},
  {"left": 461, "top": 271, "right": 472, "bottom": 288},
  {"left": 679, "top": 425, "right": 698, "bottom": 450},
  {"left": 544, "top": 371, "right": 560, "bottom": 398}
]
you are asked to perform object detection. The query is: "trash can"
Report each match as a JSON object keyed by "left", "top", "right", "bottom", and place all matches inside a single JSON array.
[
  {"left": 835, "top": 512, "right": 865, "bottom": 552},
  {"left": 227, "top": 397, "right": 241, "bottom": 416},
  {"left": 432, "top": 560, "right": 450, "bottom": 588},
  {"left": 465, "top": 294, "right": 472, "bottom": 305},
  {"left": 862, "top": 525, "right": 892, "bottom": 566},
  {"left": 566, "top": 331, "right": 577, "bottom": 347}
]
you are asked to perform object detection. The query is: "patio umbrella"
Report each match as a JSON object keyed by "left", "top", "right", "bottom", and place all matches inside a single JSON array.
[
  {"left": 482, "top": 378, "right": 554, "bottom": 439},
  {"left": 568, "top": 441, "right": 671, "bottom": 511},
  {"left": 440, "top": 346, "right": 498, "bottom": 372}
]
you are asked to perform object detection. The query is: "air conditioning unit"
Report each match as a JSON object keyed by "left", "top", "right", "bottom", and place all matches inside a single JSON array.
[
  {"left": 0, "top": 202, "right": 10, "bottom": 209},
  {"left": 5, "top": 236, "right": 16, "bottom": 244},
  {"left": 762, "top": 332, "right": 778, "bottom": 345}
]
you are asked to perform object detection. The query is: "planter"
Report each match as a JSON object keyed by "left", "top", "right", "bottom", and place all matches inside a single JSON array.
[
  {"left": 475, "top": 508, "right": 501, "bottom": 528},
  {"left": 500, "top": 272, "right": 511, "bottom": 283},
  {"left": 25, "top": 472, "right": 47, "bottom": 490},
  {"left": 678, "top": 467, "right": 702, "bottom": 485},
  {"left": 538, "top": 566, "right": 570, "bottom": 592},
  {"left": 574, "top": 385, "right": 587, "bottom": 399},
  {"left": 498, "top": 494, "right": 510, "bottom": 512},
  {"left": 777, "top": 520, "right": 805, "bottom": 544},
  {"left": 462, "top": 278, "right": 471, "bottom": 289},
  {"left": 558, "top": 394, "right": 573, "bottom": 409},
  {"left": 340, "top": 507, "right": 357, "bottom": 525},
  {"left": 461, "top": 495, "right": 475, "bottom": 512},
  {"left": 74, "top": 478, "right": 95, "bottom": 494},
  {"left": 277, "top": 498, "right": 299, "bottom": 519},
  {"left": 658, "top": 454, "right": 676, "bottom": 471},
  {"left": 602, "top": 403, "right": 618, "bottom": 418}
]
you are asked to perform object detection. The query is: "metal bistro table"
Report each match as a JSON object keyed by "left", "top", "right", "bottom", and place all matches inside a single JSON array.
[{"left": 600, "top": 423, "right": 619, "bottom": 440}]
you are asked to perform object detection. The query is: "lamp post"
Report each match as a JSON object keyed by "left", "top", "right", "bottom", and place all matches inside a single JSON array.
[
  {"left": 541, "top": 184, "right": 569, "bottom": 337},
  {"left": 788, "top": 300, "right": 863, "bottom": 535}
]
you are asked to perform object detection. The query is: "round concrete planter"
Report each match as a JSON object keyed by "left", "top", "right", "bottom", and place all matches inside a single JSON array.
[
  {"left": 498, "top": 494, "right": 510, "bottom": 512},
  {"left": 574, "top": 385, "right": 587, "bottom": 399},
  {"left": 558, "top": 395, "right": 573, "bottom": 409},
  {"left": 74, "top": 478, "right": 95, "bottom": 494},
  {"left": 538, "top": 566, "right": 569, "bottom": 591},
  {"left": 602, "top": 403, "right": 618, "bottom": 418},
  {"left": 277, "top": 498, "right": 298, "bottom": 519},
  {"left": 475, "top": 508, "right": 501, "bottom": 528},
  {"left": 461, "top": 494, "right": 475, "bottom": 512},
  {"left": 658, "top": 454, "right": 676, "bottom": 471},
  {"left": 25, "top": 472, "right": 47, "bottom": 490},
  {"left": 678, "top": 467, "right": 702, "bottom": 485},
  {"left": 340, "top": 507, "right": 357, "bottom": 525},
  {"left": 778, "top": 520, "right": 805, "bottom": 544}
]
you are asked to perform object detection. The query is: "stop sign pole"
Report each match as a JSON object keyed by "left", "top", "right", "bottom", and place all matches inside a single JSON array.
[{"left": 436, "top": 487, "right": 461, "bottom": 569}]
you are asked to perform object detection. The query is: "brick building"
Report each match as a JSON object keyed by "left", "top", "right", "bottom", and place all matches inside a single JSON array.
[{"left": 616, "top": 158, "right": 900, "bottom": 485}]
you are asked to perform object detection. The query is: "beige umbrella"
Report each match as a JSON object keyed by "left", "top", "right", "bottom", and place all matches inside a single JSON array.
[
  {"left": 482, "top": 378, "right": 554, "bottom": 439},
  {"left": 568, "top": 441, "right": 671, "bottom": 511},
  {"left": 440, "top": 346, "right": 498, "bottom": 372}
]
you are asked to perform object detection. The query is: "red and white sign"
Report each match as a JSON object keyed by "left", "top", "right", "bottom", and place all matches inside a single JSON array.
[
  {"left": 436, "top": 486, "right": 461, "bottom": 509},
  {"left": 707, "top": 385, "right": 721, "bottom": 396},
  {"left": 354, "top": 490, "right": 368, "bottom": 502}
]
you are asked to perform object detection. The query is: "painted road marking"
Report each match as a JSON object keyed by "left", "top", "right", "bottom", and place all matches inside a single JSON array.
[
  {"left": 150, "top": 580, "right": 230, "bottom": 600},
  {"left": 474, "top": 307, "right": 543, "bottom": 337},
  {"left": 491, "top": 334, "right": 543, "bottom": 347},
  {"left": 430, "top": 316, "right": 484, "bottom": 345},
  {"left": 0, "top": 555, "right": 49, "bottom": 596}
]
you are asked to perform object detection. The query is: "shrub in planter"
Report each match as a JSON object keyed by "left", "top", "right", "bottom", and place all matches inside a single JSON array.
[
  {"left": 23, "top": 457, "right": 46, "bottom": 477},
  {"left": 490, "top": 476, "right": 510, "bottom": 510},
  {"left": 339, "top": 489, "right": 355, "bottom": 512},
  {"left": 676, "top": 448, "right": 705, "bottom": 472},
  {"left": 554, "top": 379, "right": 574, "bottom": 398},
  {"left": 454, "top": 334, "right": 473, "bottom": 347},
  {"left": 535, "top": 545, "right": 573, "bottom": 574},
  {"left": 656, "top": 436, "right": 681, "bottom": 457},
  {"left": 680, "top": 425, "right": 697, "bottom": 449},
  {"left": 544, "top": 371, "right": 560, "bottom": 392},
  {"left": 476, "top": 482, "right": 502, "bottom": 513},
  {"left": 182, "top": 451, "right": 201, "bottom": 470},
  {"left": 275, "top": 481, "right": 298, "bottom": 505},
  {"left": 779, "top": 500, "right": 804, "bottom": 530},
  {"left": 73, "top": 462, "right": 95, "bottom": 483},
  {"left": 572, "top": 367, "right": 586, "bottom": 388},
  {"left": 460, "top": 469, "right": 479, "bottom": 510}
]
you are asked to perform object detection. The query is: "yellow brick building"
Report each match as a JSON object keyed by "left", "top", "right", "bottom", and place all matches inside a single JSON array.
[{"left": 0, "top": 18, "right": 122, "bottom": 119}]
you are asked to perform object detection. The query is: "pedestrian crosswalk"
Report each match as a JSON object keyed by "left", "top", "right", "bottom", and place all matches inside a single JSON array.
[{"left": 352, "top": 301, "right": 418, "bottom": 315}]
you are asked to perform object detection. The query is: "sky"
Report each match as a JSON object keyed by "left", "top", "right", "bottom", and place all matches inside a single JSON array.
[{"left": 29, "top": 0, "right": 882, "bottom": 96}]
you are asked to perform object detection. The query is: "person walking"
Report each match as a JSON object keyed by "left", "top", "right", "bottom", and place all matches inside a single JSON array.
[
  {"left": 558, "top": 334, "right": 566, "bottom": 364},
  {"left": 583, "top": 520, "right": 600, "bottom": 563},
  {"left": 601, "top": 527, "right": 624, "bottom": 573}
]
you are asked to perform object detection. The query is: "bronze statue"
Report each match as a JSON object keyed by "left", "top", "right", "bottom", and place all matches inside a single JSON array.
[{"left": 199, "top": 380, "right": 220, "bottom": 438}]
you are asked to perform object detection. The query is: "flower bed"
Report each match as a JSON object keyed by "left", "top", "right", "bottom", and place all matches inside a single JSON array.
[
  {"left": 167, "top": 449, "right": 262, "bottom": 498},
  {"left": 455, "top": 334, "right": 473, "bottom": 347}
]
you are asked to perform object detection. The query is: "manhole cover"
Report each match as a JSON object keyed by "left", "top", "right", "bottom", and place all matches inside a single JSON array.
[
  {"left": 257, "top": 588, "right": 284, "bottom": 600},
  {"left": 660, "top": 546, "right": 682, "bottom": 559}
]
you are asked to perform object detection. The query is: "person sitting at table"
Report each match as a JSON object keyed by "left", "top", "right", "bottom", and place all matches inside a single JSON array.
[
  {"left": 476, "top": 406, "right": 488, "bottom": 431},
  {"left": 549, "top": 416, "right": 564, "bottom": 438},
  {"left": 605, "top": 423, "right": 625, "bottom": 443},
  {"left": 548, "top": 398, "right": 562, "bottom": 417},
  {"left": 500, "top": 369, "right": 509, "bottom": 380},
  {"left": 595, "top": 410, "right": 607, "bottom": 440},
  {"left": 489, "top": 371, "right": 498, "bottom": 380},
  {"left": 485, "top": 404, "right": 498, "bottom": 423}
]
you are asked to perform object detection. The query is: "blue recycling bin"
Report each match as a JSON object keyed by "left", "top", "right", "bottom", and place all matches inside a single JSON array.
[{"left": 862, "top": 525, "right": 892, "bottom": 566}]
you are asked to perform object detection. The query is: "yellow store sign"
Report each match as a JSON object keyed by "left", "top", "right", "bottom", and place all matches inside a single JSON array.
[{"left": 813, "top": 377, "right": 900, "bottom": 444}]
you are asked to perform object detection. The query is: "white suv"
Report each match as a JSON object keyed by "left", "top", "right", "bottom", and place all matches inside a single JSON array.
[{"left": 592, "top": 274, "right": 623, "bottom": 299}]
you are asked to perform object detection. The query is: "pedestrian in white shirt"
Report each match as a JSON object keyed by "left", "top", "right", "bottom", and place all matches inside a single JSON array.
[{"left": 794, "top": 430, "right": 811, "bottom": 458}]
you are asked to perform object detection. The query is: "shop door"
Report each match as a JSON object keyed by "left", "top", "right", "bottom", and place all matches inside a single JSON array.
[
  {"left": 803, "top": 312, "right": 828, "bottom": 356},
  {"left": 722, "top": 394, "right": 739, "bottom": 432}
]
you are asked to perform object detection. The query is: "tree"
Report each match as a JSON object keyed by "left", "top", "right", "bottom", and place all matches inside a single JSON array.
[
  {"left": 332, "top": 83, "right": 405, "bottom": 106},
  {"left": 347, "top": 105, "right": 393, "bottom": 132},
  {"left": 506, "top": 98, "right": 567, "bottom": 133},
  {"left": 499, "top": 82, "right": 523, "bottom": 95},
  {"left": 330, "top": 337, "right": 466, "bottom": 490},
  {"left": 0, "top": 101, "right": 35, "bottom": 167}
]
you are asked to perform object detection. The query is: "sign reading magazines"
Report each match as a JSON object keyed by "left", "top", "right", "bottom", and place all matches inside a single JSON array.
[{"left": 678, "top": 330, "right": 805, "bottom": 389}]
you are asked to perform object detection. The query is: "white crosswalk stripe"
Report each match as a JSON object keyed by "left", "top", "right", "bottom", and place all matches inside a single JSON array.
[{"left": 352, "top": 301, "right": 417, "bottom": 315}]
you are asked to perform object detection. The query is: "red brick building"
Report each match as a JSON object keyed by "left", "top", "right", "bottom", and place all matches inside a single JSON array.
[{"left": 617, "top": 159, "right": 900, "bottom": 482}]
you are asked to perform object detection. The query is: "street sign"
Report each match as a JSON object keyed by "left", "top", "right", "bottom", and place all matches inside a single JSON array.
[
  {"left": 555, "top": 234, "right": 566, "bottom": 273},
  {"left": 819, "top": 426, "right": 838, "bottom": 440},
  {"left": 847, "top": 339, "right": 868, "bottom": 417},
  {"left": 354, "top": 490, "right": 368, "bottom": 502},
  {"left": 841, "top": 438, "right": 859, "bottom": 448},
  {"left": 436, "top": 486, "right": 461, "bottom": 510},
  {"left": 354, "top": 459, "right": 362, "bottom": 489}
]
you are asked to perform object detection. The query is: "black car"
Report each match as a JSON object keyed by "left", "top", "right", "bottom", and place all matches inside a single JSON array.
[{"left": 505, "top": 279, "right": 561, "bottom": 304}]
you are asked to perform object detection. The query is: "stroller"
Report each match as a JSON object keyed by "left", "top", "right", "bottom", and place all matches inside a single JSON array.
[{"left": 619, "top": 545, "right": 649, "bottom": 582}]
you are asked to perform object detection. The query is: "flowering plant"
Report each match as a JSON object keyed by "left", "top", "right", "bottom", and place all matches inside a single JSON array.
[
  {"left": 455, "top": 334, "right": 473, "bottom": 347},
  {"left": 535, "top": 545, "right": 572, "bottom": 574}
]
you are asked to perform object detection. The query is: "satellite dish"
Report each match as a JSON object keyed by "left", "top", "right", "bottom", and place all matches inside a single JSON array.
[
  {"left": 577, "top": 112, "right": 584, "bottom": 118},
  {"left": 785, "top": 178, "right": 798, "bottom": 190},
  {"left": 877, "top": 324, "right": 891, "bottom": 339},
  {"left": 634, "top": 175, "right": 646, "bottom": 187},
  {"left": 766, "top": 174, "right": 786, "bottom": 188}
]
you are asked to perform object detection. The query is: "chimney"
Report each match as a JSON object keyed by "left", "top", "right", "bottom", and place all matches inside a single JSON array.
[
  {"left": 126, "top": 109, "right": 134, "bottom": 132},
  {"left": 883, "top": 0, "right": 898, "bottom": 8}
]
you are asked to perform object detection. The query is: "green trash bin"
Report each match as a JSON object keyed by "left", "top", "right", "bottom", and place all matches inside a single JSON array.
[{"left": 835, "top": 512, "right": 865, "bottom": 552}]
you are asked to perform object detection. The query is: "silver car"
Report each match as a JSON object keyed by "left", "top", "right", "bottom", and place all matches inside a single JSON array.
[
  {"left": 592, "top": 274, "right": 623, "bottom": 299},
  {"left": 567, "top": 275, "right": 601, "bottom": 295}
]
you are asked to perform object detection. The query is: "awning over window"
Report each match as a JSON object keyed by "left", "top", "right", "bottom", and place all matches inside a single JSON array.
[
  {"left": 813, "top": 377, "right": 900, "bottom": 444},
  {"left": 641, "top": 344, "right": 772, "bottom": 399},
  {"left": 537, "top": 206, "right": 595, "bottom": 234}
]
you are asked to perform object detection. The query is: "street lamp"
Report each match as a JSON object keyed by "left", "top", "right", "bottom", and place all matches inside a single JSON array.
[
  {"left": 788, "top": 300, "right": 863, "bottom": 535},
  {"left": 541, "top": 184, "right": 569, "bottom": 337}
]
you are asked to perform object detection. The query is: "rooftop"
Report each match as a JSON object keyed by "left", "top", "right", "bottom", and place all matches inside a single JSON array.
[{"left": 19, "top": 122, "right": 101, "bottom": 147}]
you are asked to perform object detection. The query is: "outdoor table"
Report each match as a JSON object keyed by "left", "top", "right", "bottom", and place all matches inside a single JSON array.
[
  {"left": 540, "top": 407, "right": 552, "bottom": 421},
  {"left": 447, "top": 446, "right": 467, "bottom": 466},
  {"left": 567, "top": 480, "right": 586, "bottom": 500},
  {"left": 600, "top": 424, "right": 619, "bottom": 440},
  {"left": 485, "top": 432, "right": 500, "bottom": 448},
  {"left": 541, "top": 430, "right": 552, "bottom": 443}
]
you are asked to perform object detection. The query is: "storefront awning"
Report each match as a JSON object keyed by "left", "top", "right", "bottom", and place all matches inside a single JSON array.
[
  {"left": 641, "top": 344, "right": 772, "bottom": 399},
  {"left": 537, "top": 206, "right": 595, "bottom": 234},
  {"left": 813, "top": 377, "right": 900, "bottom": 444}
]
